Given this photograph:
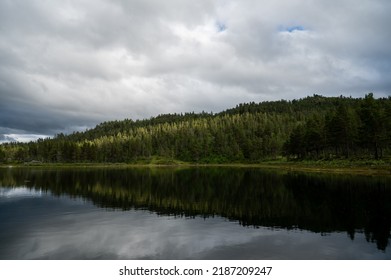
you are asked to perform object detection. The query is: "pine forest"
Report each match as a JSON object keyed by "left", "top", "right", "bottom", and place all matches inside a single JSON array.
[{"left": 1, "top": 93, "right": 391, "bottom": 164}]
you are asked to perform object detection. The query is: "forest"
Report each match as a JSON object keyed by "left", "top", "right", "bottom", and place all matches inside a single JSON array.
[{"left": 1, "top": 93, "right": 391, "bottom": 164}]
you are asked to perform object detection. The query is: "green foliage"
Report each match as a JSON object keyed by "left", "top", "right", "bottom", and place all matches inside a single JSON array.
[
  {"left": 1, "top": 94, "right": 391, "bottom": 163},
  {"left": 285, "top": 94, "right": 391, "bottom": 160}
]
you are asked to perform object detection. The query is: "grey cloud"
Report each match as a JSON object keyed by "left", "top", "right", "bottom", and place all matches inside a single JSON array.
[
  {"left": 0, "top": 134, "right": 16, "bottom": 143},
  {"left": 0, "top": 0, "right": 390, "bottom": 140}
]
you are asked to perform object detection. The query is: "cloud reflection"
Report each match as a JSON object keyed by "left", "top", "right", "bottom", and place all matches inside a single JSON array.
[
  {"left": 0, "top": 187, "right": 43, "bottom": 199},
  {"left": 2, "top": 196, "right": 389, "bottom": 260}
]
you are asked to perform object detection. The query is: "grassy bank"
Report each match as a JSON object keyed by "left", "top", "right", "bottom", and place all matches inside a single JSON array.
[
  {"left": 1, "top": 158, "right": 391, "bottom": 176},
  {"left": 252, "top": 159, "right": 391, "bottom": 176}
]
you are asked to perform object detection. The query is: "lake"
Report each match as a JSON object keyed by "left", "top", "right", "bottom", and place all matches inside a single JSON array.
[{"left": 0, "top": 166, "right": 390, "bottom": 259}]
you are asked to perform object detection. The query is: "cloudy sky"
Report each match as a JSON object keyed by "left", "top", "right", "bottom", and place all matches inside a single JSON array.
[{"left": 1, "top": 0, "right": 390, "bottom": 142}]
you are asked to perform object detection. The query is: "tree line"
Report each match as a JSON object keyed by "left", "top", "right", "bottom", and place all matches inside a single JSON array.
[
  {"left": 1, "top": 94, "right": 390, "bottom": 163},
  {"left": 284, "top": 93, "right": 391, "bottom": 160}
]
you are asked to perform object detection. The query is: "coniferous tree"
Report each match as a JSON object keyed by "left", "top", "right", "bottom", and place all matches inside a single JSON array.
[
  {"left": 304, "top": 115, "right": 326, "bottom": 159},
  {"left": 1, "top": 95, "right": 390, "bottom": 163},
  {"left": 358, "top": 93, "right": 386, "bottom": 159},
  {"left": 327, "top": 103, "right": 359, "bottom": 158}
]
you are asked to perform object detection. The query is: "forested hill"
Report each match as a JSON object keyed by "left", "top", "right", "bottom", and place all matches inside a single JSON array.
[
  {"left": 1, "top": 94, "right": 391, "bottom": 163},
  {"left": 65, "top": 94, "right": 360, "bottom": 141}
]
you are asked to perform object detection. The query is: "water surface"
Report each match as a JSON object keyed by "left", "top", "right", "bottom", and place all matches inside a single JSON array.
[{"left": 0, "top": 167, "right": 390, "bottom": 259}]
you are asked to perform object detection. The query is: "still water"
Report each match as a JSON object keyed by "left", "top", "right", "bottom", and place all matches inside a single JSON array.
[{"left": 0, "top": 167, "right": 390, "bottom": 259}]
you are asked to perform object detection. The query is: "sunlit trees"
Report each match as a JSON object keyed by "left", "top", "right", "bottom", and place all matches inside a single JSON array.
[{"left": 1, "top": 94, "right": 390, "bottom": 163}]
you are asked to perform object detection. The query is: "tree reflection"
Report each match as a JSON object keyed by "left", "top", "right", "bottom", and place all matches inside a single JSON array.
[{"left": 1, "top": 167, "right": 390, "bottom": 251}]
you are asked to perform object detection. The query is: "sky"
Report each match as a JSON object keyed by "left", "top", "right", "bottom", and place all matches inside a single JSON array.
[{"left": 1, "top": 0, "right": 391, "bottom": 142}]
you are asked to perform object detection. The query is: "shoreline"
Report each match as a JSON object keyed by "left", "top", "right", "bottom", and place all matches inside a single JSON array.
[{"left": 1, "top": 160, "right": 391, "bottom": 176}]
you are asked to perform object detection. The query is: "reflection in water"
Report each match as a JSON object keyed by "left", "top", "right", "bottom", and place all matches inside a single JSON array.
[
  {"left": 0, "top": 187, "right": 43, "bottom": 199},
  {"left": 0, "top": 167, "right": 390, "bottom": 259}
]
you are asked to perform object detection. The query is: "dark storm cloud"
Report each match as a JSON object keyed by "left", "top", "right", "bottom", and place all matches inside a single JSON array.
[{"left": 0, "top": 0, "right": 390, "bottom": 141}]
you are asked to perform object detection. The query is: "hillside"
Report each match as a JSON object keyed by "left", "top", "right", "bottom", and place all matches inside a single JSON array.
[{"left": 1, "top": 94, "right": 390, "bottom": 164}]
